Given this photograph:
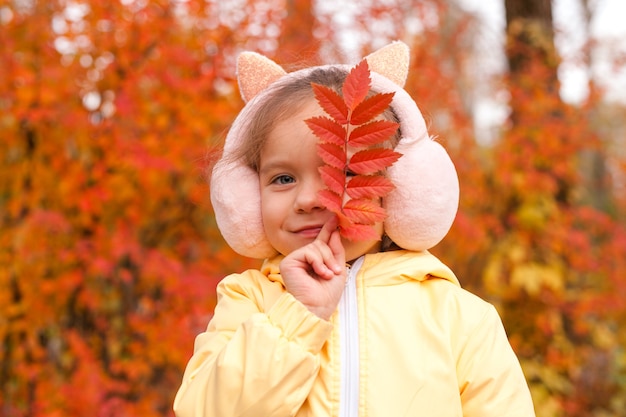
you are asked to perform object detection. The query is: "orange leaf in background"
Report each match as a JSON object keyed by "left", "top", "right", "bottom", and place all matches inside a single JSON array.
[{"left": 307, "top": 59, "right": 401, "bottom": 241}]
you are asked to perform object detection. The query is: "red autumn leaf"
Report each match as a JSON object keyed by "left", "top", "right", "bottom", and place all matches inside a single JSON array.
[
  {"left": 348, "top": 120, "right": 400, "bottom": 147},
  {"left": 309, "top": 58, "right": 402, "bottom": 241},
  {"left": 342, "top": 59, "right": 371, "bottom": 110},
  {"left": 351, "top": 92, "right": 395, "bottom": 125},
  {"left": 348, "top": 148, "right": 402, "bottom": 175},
  {"left": 317, "top": 189, "right": 343, "bottom": 213},
  {"left": 339, "top": 222, "right": 382, "bottom": 242},
  {"left": 319, "top": 165, "right": 346, "bottom": 195},
  {"left": 346, "top": 175, "right": 395, "bottom": 199},
  {"left": 343, "top": 198, "right": 386, "bottom": 223},
  {"left": 311, "top": 83, "right": 349, "bottom": 124},
  {"left": 306, "top": 116, "right": 345, "bottom": 146},
  {"left": 317, "top": 142, "right": 346, "bottom": 169}
]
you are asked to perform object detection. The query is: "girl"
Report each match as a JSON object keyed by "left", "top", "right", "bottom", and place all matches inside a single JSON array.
[{"left": 174, "top": 41, "right": 535, "bottom": 417}]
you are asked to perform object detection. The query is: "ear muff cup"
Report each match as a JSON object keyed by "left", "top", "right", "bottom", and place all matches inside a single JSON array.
[{"left": 384, "top": 138, "right": 459, "bottom": 251}]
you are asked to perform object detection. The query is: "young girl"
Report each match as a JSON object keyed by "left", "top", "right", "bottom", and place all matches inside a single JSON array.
[{"left": 174, "top": 42, "right": 535, "bottom": 417}]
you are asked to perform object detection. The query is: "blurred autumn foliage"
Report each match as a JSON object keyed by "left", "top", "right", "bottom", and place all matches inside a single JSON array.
[{"left": 1, "top": 1, "right": 625, "bottom": 416}]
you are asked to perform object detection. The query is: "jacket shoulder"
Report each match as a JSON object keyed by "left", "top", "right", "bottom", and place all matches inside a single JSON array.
[
  {"left": 423, "top": 276, "right": 496, "bottom": 322},
  {"left": 216, "top": 267, "right": 287, "bottom": 312}
]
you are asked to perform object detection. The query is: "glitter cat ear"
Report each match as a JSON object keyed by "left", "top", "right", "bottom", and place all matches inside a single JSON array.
[
  {"left": 364, "top": 41, "right": 409, "bottom": 87},
  {"left": 237, "top": 52, "right": 287, "bottom": 103}
]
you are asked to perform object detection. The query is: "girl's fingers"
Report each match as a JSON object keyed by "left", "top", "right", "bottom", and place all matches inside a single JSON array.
[
  {"left": 283, "top": 216, "right": 343, "bottom": 281},
  {"left": 328, "top": 229, "right": 345, "bottom": 266},
  {"left": 312, "top": 217, "right": 343, "bottom": 276},
  {"left": 306, "top": 240, "right": 341, "bottom": 279},
  {"left": 315, "top": 216, "right": 338, "bottom": 244}
]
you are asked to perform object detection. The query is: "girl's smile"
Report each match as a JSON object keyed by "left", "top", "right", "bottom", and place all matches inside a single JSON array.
[{"left": 292, "top": 225, "right": 324, "bottom": 239}]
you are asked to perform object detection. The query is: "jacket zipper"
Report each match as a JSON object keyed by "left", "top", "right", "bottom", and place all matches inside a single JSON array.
[{"left": 339, "top": 256, "right": 364, "bottom": 417}]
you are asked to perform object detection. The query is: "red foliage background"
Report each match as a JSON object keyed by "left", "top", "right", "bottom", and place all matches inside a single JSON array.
[{"left": 1, "top": 1, "right": 625, "bottom": 416}]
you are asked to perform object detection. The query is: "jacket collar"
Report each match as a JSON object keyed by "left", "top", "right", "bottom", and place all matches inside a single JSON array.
[{"left": 260, "top": 250, "right": 459, "bottom": 287}]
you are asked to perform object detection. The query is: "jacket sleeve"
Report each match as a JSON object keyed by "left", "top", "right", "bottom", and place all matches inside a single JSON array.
[
  {"left": 173, "top": 272, "right": 333, "bottom": 417},
  {"left": 457, "top": 304, "right": 536, "bottom": 417}
]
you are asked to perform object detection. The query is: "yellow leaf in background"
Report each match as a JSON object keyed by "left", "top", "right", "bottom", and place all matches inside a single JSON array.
[
  {"left": 529, "top": 383, "right": 563, "bottom": 417},
  {"left": 516, "top": 195, "right": 557, "bottom": 231},
  {"left": 592, "top": 323, "right": 616, "bottom": 349},
  {"left": 507, "top": 241, "right": 526, "bottom": 263},
  {"left": 483, "top": 255, "right": 506, "bottom": 296},
  {"left": 523, "top": 358, "right": 573, "bottom": 394},
  {"left": 511, "top": 262, "right": 563, "bottom": 295}
]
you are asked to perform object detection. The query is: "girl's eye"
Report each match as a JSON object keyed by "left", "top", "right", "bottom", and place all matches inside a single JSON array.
[{"left": 272, "top": 174, "right": 295, "bottom": 185}]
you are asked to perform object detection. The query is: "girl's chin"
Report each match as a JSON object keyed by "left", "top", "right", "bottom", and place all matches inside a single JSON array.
[{"left": 343, "top": 239, "right": 383, "bottom": 262}]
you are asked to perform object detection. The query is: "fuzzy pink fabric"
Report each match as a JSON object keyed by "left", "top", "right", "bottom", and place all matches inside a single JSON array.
[
  {"left": 210, "top": 43, "right": 459, "bottom": 259},
  {"left": 371, "top": 73, "right": 459, "bottom": 252}
]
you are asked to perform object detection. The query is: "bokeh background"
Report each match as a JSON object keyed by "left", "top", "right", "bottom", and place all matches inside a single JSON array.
[{"left": 1, "top": 0, "right": 625, "bottom": 416}]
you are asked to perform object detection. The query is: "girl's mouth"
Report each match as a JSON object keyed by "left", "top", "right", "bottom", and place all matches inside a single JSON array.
[{"left": 293, "top": 226, "right": 323, "bottom": 239}]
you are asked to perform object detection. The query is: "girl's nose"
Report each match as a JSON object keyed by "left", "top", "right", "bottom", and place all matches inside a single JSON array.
[{"left": 295, "top": 177, "right": 326, "bottom": 213}]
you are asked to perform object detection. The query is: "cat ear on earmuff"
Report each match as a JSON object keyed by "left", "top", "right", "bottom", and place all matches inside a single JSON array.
[
  {"left": 364, "top": 41, "right": 409, "bottom": 87},
  {"left": 237, "top": 52, "right": 286, "bottom": 103}
]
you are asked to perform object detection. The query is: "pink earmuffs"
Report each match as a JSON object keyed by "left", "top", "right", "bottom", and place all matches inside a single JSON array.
[{"left": 210, "top": 41, "right": 459, "bottom": 259}]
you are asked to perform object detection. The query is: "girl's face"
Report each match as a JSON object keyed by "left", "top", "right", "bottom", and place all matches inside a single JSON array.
[{"left": 258, "top": 98, "right": 383, "bottom": 262}]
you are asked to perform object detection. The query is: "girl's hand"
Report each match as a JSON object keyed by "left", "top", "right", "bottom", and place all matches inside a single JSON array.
[{"left": 279, "top": 217, "right": 346, "bottom": 320}]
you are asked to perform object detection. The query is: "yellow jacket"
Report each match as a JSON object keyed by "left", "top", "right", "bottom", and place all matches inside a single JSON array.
[{"left": 174, "top": 250, "right": 535, "bottom": 417}]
